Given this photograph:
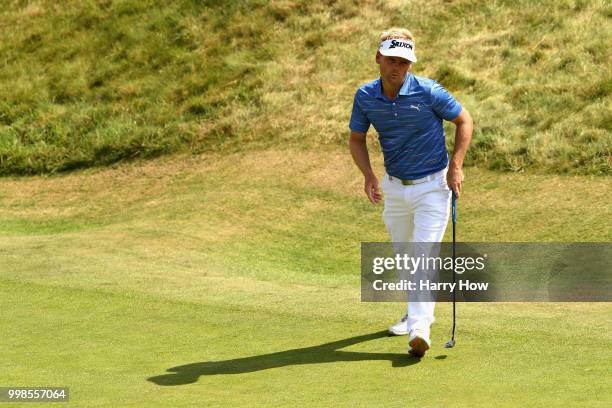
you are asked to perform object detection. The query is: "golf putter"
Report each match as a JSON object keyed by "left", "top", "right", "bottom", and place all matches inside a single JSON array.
[{"left": 445, "top": 191, "right": 457, "bottom": 349}]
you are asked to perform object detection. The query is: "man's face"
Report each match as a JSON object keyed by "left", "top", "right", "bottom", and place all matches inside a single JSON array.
[{"left": 376, "top": 52, "right": 412, "bottom": 87}]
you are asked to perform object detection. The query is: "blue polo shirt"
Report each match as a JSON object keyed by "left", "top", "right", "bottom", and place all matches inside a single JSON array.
[{"left": 349, "top": 74, "right": 462, "bottom": 180}]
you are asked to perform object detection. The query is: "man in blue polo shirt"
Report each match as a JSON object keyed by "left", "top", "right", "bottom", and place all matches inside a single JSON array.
[{"left": 349, "top": 27, "right": 473, "bottom": 357}]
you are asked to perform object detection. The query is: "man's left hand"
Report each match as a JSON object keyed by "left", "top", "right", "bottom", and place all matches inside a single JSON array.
[{"left": 446, "top": 166, "right": 464, "bottom": 199}]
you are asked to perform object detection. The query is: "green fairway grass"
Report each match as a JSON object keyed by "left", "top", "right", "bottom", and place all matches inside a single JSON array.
[
  {"left": 1, "top": 149, "right": 610, "bottom": 406},
  {"left": 2, "top": 280, "right": 611, "bottom": 407}
]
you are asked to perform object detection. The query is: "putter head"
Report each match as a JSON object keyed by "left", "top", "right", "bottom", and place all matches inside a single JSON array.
[{"left": 444, "top": 339, "right": 455, "bottom": 348}]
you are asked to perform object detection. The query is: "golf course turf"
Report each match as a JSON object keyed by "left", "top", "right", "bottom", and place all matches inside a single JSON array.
[{"left": 1, "top": 149, "right": 610, "bottom": 406}]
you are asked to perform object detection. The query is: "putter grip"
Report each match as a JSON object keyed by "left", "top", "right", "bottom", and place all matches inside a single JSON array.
[{"left": 451, "top": 192, "right": 456, "bottom": 223}]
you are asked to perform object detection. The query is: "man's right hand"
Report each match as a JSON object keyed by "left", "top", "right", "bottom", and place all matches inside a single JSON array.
[
  {"left": 364, "top": 175, "right": 382, "bottom": 204},
  {"left": 349, "top": 131, "right": 381, "bottom": 204}
]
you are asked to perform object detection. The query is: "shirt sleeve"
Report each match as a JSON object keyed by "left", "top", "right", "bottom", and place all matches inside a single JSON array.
[
  {"left": 349, "top": 90, "right": 370, "bottom": 133},
  {"left": 430, "top": 82, "right": 462, "bottom": 121}
]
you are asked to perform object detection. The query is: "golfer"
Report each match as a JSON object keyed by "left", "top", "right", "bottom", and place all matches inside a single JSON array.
[{"left": 349, "top": 27, "right": 473, "bottom": 356}]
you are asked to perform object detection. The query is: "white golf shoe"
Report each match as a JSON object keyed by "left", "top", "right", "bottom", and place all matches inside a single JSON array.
[
  {"left": 388, "top": 314, "right": 409, "bottom": 336},
  {"left": 408, "top": 330, "right": 431, "bottom": 357}
]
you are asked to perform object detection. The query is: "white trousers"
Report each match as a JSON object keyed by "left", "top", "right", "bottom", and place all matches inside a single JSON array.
[{"left": 381, "top": 170, "right": 451, "bottom": 339}]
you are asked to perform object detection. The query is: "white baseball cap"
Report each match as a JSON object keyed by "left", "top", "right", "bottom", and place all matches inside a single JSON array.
[{"left": 379, "top": 38, "right": 417, "bottom": 62}]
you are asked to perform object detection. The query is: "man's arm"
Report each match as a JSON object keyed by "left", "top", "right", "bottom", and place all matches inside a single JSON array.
[
  {"left": 447, "top": 108, "right": 474, "bottom": 199},
  {"left": 349, "top": 131, "right": 381, "bottom": 204}
]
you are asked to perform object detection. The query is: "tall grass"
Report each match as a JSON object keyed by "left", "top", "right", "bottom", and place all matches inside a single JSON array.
[{"left": 0, "top": 0, "right": 609, "bottom": 175}]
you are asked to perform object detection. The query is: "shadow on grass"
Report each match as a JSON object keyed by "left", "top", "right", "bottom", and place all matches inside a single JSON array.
[{"left": 148, "top": 330, "right": 419, "bottom": 386}]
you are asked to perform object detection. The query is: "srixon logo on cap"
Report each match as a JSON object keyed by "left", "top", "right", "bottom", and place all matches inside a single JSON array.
[{"left": 389, "top": 39, "right": 413, "bottom": 50}]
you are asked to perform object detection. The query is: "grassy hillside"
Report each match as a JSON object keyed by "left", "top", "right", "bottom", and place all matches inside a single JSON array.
[
  {"left": 0, "top": 0, "right": 610, "bottom": 175},
  {"left": 0, "top": 149, "right": 610, "bottom": 406}
]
